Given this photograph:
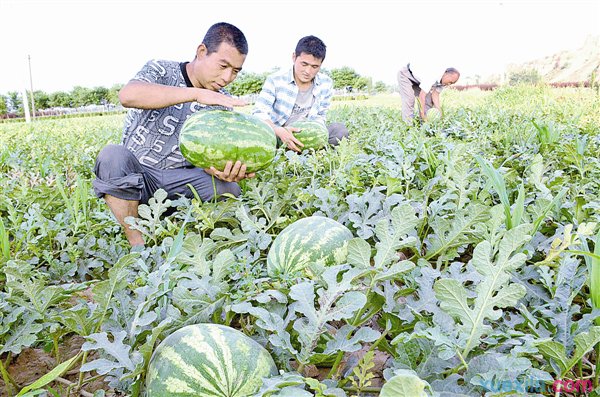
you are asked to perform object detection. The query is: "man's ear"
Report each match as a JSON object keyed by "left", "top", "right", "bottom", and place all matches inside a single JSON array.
[
  {"left": 291, "top": 52, "right": 297, "bottom": 62},
  {"left": 196, "top": 43, "right": 208, "bottom": 59}
]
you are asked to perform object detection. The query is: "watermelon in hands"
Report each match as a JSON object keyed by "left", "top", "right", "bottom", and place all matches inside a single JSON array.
[
  {"left": 287, "top": 120, "right": 329, "bottom": 150},
  {"left": 180, "top": 110, "right": 277, "bottom": 173}
]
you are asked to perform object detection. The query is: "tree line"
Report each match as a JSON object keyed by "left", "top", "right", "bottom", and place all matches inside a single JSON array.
[{"left": 0, "top": 67, "right": 390, "bottom": 118}]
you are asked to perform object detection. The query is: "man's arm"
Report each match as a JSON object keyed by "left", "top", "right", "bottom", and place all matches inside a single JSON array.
[
  {"left": 252, "top": 76, "right": 304, "bottom": 152},
  {"left": 119, "top": 81, "right": 246, "bottom": 110},
  {"left": 418, "top": 89, "right": 429, "bottom": 120},
  {"left": 431, "top": 90, "right": 441, "bottom": 115}
]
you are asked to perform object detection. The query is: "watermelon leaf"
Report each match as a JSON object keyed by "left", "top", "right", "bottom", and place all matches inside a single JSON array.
[
  {"left": 81, "top": 330, "right": 142, "bottom": 374},
  {"left": 322, "top": 325, "right": 380, "bottom": 355},
  {"left": 380, "top": 369, "right": 431, "bottom": 397},
  {"left": 373, "top": 203, "right": 419, "bottom": 269},
  {"left": 434, "top": 223, "right": 530, "bottom": 359},
  {"left": 290, "top": 266, "right": 366, "bottom": 365},
  {"left": 535, "top": 326, "right": 600, "bottom": 377},
  {"left": 425, "top": 204, "right": 490, "bottom": 264}
]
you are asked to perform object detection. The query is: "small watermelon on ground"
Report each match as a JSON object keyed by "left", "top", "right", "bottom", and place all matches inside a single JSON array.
[
  {"left": 426, "top": 108, "right": 441, "bottom": 121},
  {"left": 288, "top": 120, "right": 329, "bottom": 150},
  {"left": 267, "top": 215, "right": 353, "bottom": 277},
  {"left": 145, "top": 323, "right": 278, "bottom": 396},
  {"left": 179, "top": 110, "right": 277, "bottom": 173}
]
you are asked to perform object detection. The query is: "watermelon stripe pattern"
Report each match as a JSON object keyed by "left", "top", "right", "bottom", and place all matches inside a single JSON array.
[
  {"left": 145, "top": 323, "right": 278, "bottom": 396},
  {"left": 289, "top": 120, "right": 329, "bottom": 150},
  {"left": 267, "top": 216, "right": 353, "bottom": 277},
  {"left": 180, "top": 110, "right": 277, "bottom": 173}
]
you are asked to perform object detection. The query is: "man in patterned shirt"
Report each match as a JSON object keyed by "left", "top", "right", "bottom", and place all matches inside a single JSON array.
[
  {"left": 93, "top": 22, "right": 251, "bottom": 247},
  {"left": 397, "top": 62, "right": 460, "bottom": 123},
  {"left": 252, "top": 35, "right": 349, "bottom": 152}
]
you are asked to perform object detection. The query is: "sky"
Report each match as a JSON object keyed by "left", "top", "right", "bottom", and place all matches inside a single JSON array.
[{"left": 1, "top": 0, "right": 599, "bottom": 94}]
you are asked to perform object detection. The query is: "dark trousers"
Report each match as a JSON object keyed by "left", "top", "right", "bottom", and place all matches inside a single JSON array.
[{"left": 92, "top": 144, "right": 241, "bottom": 204}]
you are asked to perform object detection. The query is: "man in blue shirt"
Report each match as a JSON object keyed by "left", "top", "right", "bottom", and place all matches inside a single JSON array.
[{"left": 252, "top": 35, "right": 349, "bottom": 152}]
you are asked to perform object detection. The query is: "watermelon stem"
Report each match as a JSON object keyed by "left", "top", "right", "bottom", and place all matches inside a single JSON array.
[{"left": 0, "top": 355, "right": 18, "bottom": 396}]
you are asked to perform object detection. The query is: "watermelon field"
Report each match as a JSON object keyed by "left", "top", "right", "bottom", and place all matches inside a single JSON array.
[{"left": 0, "top": 85, "right": 600, "bottom": 397}]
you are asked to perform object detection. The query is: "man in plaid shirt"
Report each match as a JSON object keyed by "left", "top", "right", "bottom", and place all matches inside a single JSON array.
[{"left": 252, "top": 35, "right": 349, "bottom": 152}]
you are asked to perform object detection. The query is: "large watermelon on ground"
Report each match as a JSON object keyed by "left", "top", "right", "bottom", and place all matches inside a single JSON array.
[
  {"left": 267, "top": 215, "right": 353, "bottom": 277},
  {"left": 145, "top": 323, "right": 278, "bottom": 396},
  {"left": 288, "top": 120, "right": 329, "bottom": 150},
  {"left": 180, "top": 110, "right": 277, "bottom": 173}
]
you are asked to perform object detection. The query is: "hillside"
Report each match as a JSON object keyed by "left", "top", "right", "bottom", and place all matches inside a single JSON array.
[
  {"left": 472, "top": 35, "right": 600, "bottom": 85},
  {"left": 510, "top": 35, "right": 600, "bottom": 83}
]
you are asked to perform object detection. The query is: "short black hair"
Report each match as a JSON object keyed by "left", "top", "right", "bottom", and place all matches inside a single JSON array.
[
  {"left": 202, "top": 22, "right": 248, "bottom": 55},
  {"left": 294, "top": 35, "right": 326, "bottom": 61},
  {"left": 445, "top": 67, "right": 460, "bottom": 77}
]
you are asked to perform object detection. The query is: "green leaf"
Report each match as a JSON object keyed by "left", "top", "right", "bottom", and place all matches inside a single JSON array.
[
  {"left": 346, "top": 238, "right": 372, "bottom": 269},
  {"left": 535, "top": 340, "right": 570, "bottom": 374},
  {"left": 373, "top": 260, "right": 415, "bottom": 282},
  {"left": 380, "top": 370, "right": 429, "bottom": 397},
  {"left": 290, "top": 267, "right": 367, "bottom": 364},
  {"left": 323, "top": 325, "right": 380, "bottom": 354},
  {"left": 592, "top": 229, "right": 600, "bottom": 319},
  {"left": 536, "top": 326, "right": 600, "bottom": 377},
  {"left": 511, "top": 183, "right": 526, "bottom": 228},
  {"left": 373, "top": 204, "right": 418, "bottom": 269},
  {"left": 434, "top": 224, "right": 530, "bottom": 358},
  {"left": 425, "top": 204, "right": 490, "bottom": 262}
]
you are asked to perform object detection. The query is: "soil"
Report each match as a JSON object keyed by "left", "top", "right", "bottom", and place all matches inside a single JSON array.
[{"left": 0, "top": 335, "right": 114, "bottom": 397}]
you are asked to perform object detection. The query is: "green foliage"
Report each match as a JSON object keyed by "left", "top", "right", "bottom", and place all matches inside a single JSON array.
[
  {"left": 0, "top": 95, "right": 7, "bottom": 115},
  {"left": 373, "top": 81, "right": 389, "bottom": 93},
  {"left": 329, "top": 67, "right": 365, "bottom": 90},
  {"left": 6, "top": 91, "right": 22, "bottom": 114},
  {"left": 48, "top": 91, "right": 72, "bottom": 107},
  {"left": 380, "top": 369, "right": 431, "bottom": 397},
  {"left": 0, "top": 88, "right": 599, "bottom": 395},
  {"left": 348, "top": 350, "right": 376, "bottom": 395},
  {"left": 433, "top": 222, "right": 530, "bottom": 359},
  {"left": 228, "top": 71, "right": 268, "bottom": 96},
  {"left": 508, "top": 68, "right": 542, "bottom": 85}
]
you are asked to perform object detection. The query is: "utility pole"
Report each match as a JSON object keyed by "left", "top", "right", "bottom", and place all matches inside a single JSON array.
[{"left": 28, "top": 54, "right": 35, "bottom": 119}]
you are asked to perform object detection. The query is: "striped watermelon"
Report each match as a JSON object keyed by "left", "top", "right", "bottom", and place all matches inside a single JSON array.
[
  {"left": 267, "top": 216, "right": 353, "bottom": 277},
  {"left": 145, "top": 323, "right": 277, "bottom": 396},
  {"left": 180, "top": 110, "right": 277, "bottom": 173},
  {"left": 288, "top": 120, "right": 329, "bottom": 150}
]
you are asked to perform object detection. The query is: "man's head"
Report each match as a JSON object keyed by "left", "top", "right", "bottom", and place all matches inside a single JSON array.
[
  {"left": 191, "top": 22, "right": 248, "bottom": 90},
  {"left": 203, "top": 22, "right": 248, "bottom": 56},
  {"left": 292, "top": 35, "right": 326, "bottom": 86},
  {"left": 441, "top": 67, "right": 460, "bottom": 86}
]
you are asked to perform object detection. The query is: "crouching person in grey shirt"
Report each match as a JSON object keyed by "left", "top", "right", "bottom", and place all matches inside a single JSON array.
[{"left": 93, "top": 22, "right": 253, "bottom": 247}]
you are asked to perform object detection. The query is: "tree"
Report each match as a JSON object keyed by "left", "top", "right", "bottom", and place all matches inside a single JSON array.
[
  {"left": 0, "top": 95, "right": 7, "bottom": 117},
  {"left": 107, "top": 84, "right": 122, "bottom": 105},
  {"left": 508, "top": 68, "right": 542, "bottom": 85},
  {"left": 49, "top": 91, "right": 72, "bottom": 108},
  {"left": 373, "top": 81, "right": 389, "bottom": 93},
  {"left": 90, "top": 86, "right": 110, "bottom": 105},
  {"left": 354, "top": 76, "right": 370, "bottom": 91},
  {"left": 329, "top": 67, "right": 362, "bottom": 90},
  {"left": 6, "top": 91, "right": 23, "bottom": 115},
  {"left": 33, "top": 90, "right": 50, "bottom": 110},
  {"left": 227, "top": 71, "right": 267, "bottom": 96}
]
